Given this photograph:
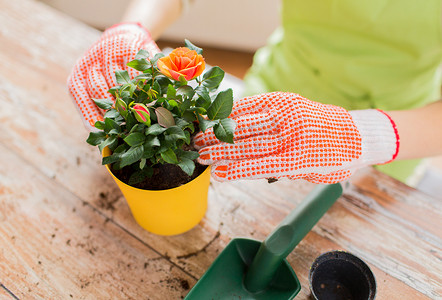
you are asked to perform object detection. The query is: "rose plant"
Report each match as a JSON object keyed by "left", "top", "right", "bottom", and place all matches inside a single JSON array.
[{"left": 86, "top": 40, "right": 235, "bottom": 188}]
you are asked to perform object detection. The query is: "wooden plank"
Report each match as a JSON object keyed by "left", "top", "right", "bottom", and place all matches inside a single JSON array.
[
  {"left": 352, "top": 168, "right": 441, "bottom": 237},
  {"left": 0, "top": 1, "right": 440, "bottom": 299},
  {"left": 0, "top": 144, "right": 195, "bottom": 299}
]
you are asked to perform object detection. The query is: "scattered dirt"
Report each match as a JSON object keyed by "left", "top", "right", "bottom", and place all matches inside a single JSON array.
[
  {"left": 97, "top": 191, "right": 119, "bottom": 211},
  {"left": 179, "top": 279, "right": 190, "bottom": 290},
  {"left": 159, "top": 277, "right": 191, "bottom": 291},
  {"left": 267, "top": 178, "right": 279, "bottom": 183}
]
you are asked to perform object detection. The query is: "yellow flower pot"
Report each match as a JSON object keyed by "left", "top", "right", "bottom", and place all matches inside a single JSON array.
[{"left": 103, "top": 147, "right": 210, "bottom": 236}]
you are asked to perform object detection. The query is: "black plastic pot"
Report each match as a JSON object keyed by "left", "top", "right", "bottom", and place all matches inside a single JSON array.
[{"left": 309, "top": 251, "right": 376, "bottom": 300}]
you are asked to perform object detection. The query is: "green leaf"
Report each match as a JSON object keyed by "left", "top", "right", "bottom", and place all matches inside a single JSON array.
[
  {"left": 197, "top": 114, "right": 217, "bottom": 132},
  {"left": 156, "top": 76, "right": 173, "bottom": 92},
  {"left": 184, "top": 39, "right": 203, "bottom": 55},
  {"left": 176, "top": 85, "right": 195, "bottom": 99},
  {"left": 125, "top": 113, "right": 138, "bottom": 132},
  {"left": 111, "top": 161, "right": 123, "bottom": 170},
  {"left": 178, "top": 98, "right": 192, "bottom": 115},
  {"left": 167, "top": 84, "right": 176, "bottom": 99},
  {"left": 119, "top": 90, "right": 131, "bottom": 99},
  {"left": 135, "top": 49, "right": 151, "bottom": 59},
  {"left": 165, "top": 126, "right": 186, "bottom": 141},
  {"left": 178, "top": 150, "right": 200, "bottom": 161},
  {"left": 124, "top": 132, "right": 146, "bottom": 147},
  {"left": 151, "top": 53, "right": 165, "bottom": 65},
  {"left": 146, "top": 123, "right": 167, "bottom": 136},
  {"left": 113, "top": 143, "right": 129, "bottom": 154},
  {"left": 104, "top": 109, "right": 120, "bottom": 119},
  {"left": 175, "top": 118, "right": 190, "bottom": 129},
  {"left": 121, "top": 83, "right": 137, "bottom": 97},
  {"left": 128, "top": 167, "right": 153, "bottom": 185},
  {"left": 214, "top": 118, "right": 236, "bottom": 144},
  {"left": 153, "top": 98, "right": 164, "bottom": 106},
  {"left": 102, "top": 153, "right": 121, "bottom": 165},
  {"left": 129, "top": 124, "right": 141, "bottom": 133},
  {"left": 177, "top": 157, "right": 195, "bottom": 176},
  {"left": 202, "top": 66, "right": 225, "bottom": 89},
  {"left": 144, "top": 136, "right": 160, "bottom": 148},
  {"left": 206, "top": 89, "right": 233, "bottom": 120},
  {"left": 155, "top": 107, "right": 175, "bottom": 128},
  {"left": 157, "top": 138, "right": 174, "bottom": 153},
  {"left": 195, "top": 86, "right": 211, "bottom": 109},
  {"left": 168, "top": 99, "right": 179, "bottom": 109},
  {"left": 161, "top": 148, "right": 178, "bottom": 164},
  {"left": 86, "top": 131, "right": 106, "bottom": 146},
  {"left": 134, "top": 73, "right": 152, "bottom": 81},
  {"left": 108, "top": 86, "right": 118, "bottom": 97},
  {"left": 120, "top": 145, "right": 144, "bottom": 168},
  {"left": 178, "top": 75, "right": 188, "bottom": 85},
  {"left": 98, "top": 135, "right": 118, "bottom": 152},
  {"left": 94, "top": 121, "right": 105, "bottom": 130},
  {"left": 184, "top": 130, "right": 191, "bottom": 144},
  {"left": 104, "top": 117, "right": 121, "bottom": 134},
  {"left": 142, "top": 146, "right": 155, "bottom": 159},
  {"left": 187, "top": 107, "right": 206, "bottom": 114},
  {"left": 140, "top": 158, "right": 146, "bottom": 169},
  {"left": 93, "top": 98, "right": 114, "bottom": 110},
  {"left": 182, "top": 111, "right": 197, "bottom": 123},
  {"left": 147, "top": 107, "right": 157, "bottom": 122},
  {"left": 152, "top": 80, "right": 162, "bottom": 95},
  {"left": 127, "top": 58, "right": 151, "bottom": 71},
  {"left": 115, "top": 70, "right": 131, "bottom": 84}
]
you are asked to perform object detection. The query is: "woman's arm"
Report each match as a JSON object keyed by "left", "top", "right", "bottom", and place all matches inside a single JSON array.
[
  {"left": 388, "top": 100, "right": 442, "bottom": 160},
  {"left": 121, "top": 0, "right": 183, "bottom": 40}
]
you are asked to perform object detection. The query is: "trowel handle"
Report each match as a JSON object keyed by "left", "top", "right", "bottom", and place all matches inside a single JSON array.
[
  {"left": 244, "top": 183, "right": 343, "bottom": 293},
  {"left": 266, "top": 183, "right": 343, "bottom": 257}
]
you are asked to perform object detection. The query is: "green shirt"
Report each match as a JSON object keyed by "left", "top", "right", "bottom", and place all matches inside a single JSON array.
[{"left": 244, "top": 0, "right": 442, "bottom": 183}]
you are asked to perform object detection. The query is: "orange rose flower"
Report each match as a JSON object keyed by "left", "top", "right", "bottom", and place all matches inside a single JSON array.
[{"left": 157, "top": 47, "right": 205, "bottom": 81}]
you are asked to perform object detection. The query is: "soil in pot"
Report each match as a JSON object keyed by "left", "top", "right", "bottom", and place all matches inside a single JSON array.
[
  {"left": 108, "top": 126, "right": 210, "bottom": 190},
  {"left": 111, "top": 161, "right": 207, "bottom": 190}
]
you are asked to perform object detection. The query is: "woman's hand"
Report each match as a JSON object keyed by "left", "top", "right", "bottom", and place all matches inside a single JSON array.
[
  {"left": 194, "top": 92, "right": 399, "bottom": 183},
  {"left": 67, "top": 23, "right": 160, "bottom": 131}
]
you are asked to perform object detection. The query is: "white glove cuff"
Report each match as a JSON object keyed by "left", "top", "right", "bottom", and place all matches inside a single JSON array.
[{"left": 349, "top": 109, "right": 400, "bottom": 166}]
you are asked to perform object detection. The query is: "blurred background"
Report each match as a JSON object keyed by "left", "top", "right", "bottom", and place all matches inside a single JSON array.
[{"left": 39, "top": 0, "right": 280, "bottom": 78}]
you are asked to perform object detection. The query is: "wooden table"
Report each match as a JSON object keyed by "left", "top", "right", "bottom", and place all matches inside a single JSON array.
[{"left": 0, "top": 1, "right": 441, "bottom": 299}]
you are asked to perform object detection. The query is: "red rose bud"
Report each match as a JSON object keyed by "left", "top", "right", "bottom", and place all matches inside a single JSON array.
[
  {"left": 132, "top": 104, "right": 151, "bottom": 126},
  {"left": 115, "top": 98, "right": 128, "bottom": 118}
]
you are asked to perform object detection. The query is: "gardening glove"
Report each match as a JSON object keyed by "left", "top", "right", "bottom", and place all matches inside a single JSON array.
[
  {"left": 194, "top": 92, "right": 399, "bottom": 184},
  {"left": 67, "top": 22, "right": 160, "bottom": 131}
]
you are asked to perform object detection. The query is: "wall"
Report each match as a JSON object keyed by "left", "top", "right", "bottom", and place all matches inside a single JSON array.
[{"left": 39, "top": 0, "right": 280, "bottom": 52}]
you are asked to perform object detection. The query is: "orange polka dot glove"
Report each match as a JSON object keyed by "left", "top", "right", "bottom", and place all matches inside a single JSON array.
[
  {"left": 67, "top": 22, "right": 160, "bottom": 131},
  {"left": 194, "top": 92, "right": 399, "bottom": 183}
]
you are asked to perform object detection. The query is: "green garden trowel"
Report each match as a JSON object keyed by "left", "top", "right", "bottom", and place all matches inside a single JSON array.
[{"left": 184, "top": 183, "right": 343, "bottom": 300}]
